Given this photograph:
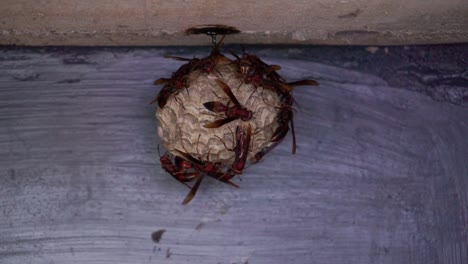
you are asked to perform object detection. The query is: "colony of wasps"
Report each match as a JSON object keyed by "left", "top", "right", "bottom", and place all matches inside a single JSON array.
[{"left": 152, "top": 32, "right": 318, "bottom": 204}]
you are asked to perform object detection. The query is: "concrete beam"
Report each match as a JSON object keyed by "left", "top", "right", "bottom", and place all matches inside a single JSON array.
[{"left": 1, "top": 0, "right": 467, "bottom": 46}]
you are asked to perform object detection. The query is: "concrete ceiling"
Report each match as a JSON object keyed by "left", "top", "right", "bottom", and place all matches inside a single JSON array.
[{"left": 1, "top": 0, "right": 467, "bottom": 46}]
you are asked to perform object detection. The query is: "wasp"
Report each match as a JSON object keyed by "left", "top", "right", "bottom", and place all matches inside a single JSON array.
[{"left": 203, "top": 79, "right": 253, "bottom": 128}]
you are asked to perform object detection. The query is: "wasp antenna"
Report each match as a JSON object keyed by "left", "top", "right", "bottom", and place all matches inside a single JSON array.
[
  {"left": 210, "top": 90, "right": 224, "bottom": 100},
  {"left": 149, "top": 95, "right": 159, "bottom": 105},
  {"left": 157, "top": 144, "right": 162, "bottom": 158},
  {"left": 196, "top": 134, "right": 202, "bottom": 157},
  {"left": 228, "top": 125, "right": 236, "bottom": 144},
  {"left": 164, "top": 55, "right": 192, "bottom": 61},
  {"left": 214, "top": 68, "right": 223, "bottom": 77},
  {"left": 215, "top": 135, "right": 234, "bottom": 152},
  {"left": 205, "top": 147, "right": 212, "bottom": 162},
  {"left": 237, "top": 174, "right": 243, "bottom": 181},
  {"left": 236, "top": 81, "right": 243, "bottom": 91},
  {"left": 290, "top": 116, "right": 297, "bottom": 155},
  {"left": 173, "top": 94, "right": 186, "bottom": 110},
  {"left": 245, "top": 88, "right": 257, "bottom": 105},
  {"left": 229, "top": 50, "right": 241, "bottom": 60},
  {"left": 178, "top": 128, "right": 191, "bottom": 156},
  {"left": 214, "top": 35, "right": 226, "bottom": 51},
  {"left": 292, "top": 97, "right": 302, "bottom": 112}
]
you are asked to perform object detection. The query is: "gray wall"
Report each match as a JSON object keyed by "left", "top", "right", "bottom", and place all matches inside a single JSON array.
[{"left": 0, "top": 46, "right": 467, "bottom": 263}]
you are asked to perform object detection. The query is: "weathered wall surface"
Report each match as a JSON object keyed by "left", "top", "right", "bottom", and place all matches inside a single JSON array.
[
  {"left": 1, "top": 0, "right": 467, "bottom": 46},
  {"left": 0, "top": 46, "right": 467, "bottom": 264}
]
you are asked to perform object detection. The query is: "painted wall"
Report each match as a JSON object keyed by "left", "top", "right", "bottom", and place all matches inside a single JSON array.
[
  {"left": 1, "top": 1, "right": 468, "bottom": 45},
  {"left": 1, "top": 46, "right": 467, "bottom": 263}
]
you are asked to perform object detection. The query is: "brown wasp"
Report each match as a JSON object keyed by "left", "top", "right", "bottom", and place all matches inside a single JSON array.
[
  {"left": 251, "top": 79, "right": 319, "bottom": 163},
  {"left": 175, "top": 149, "right": 238, "bottom": 186},
  {"left": 216, "top": 124, "right": 253, "bottom": 176},
  {"left": 249, "top": 94, "right": 293, "bottom": 164},
  {"left": 228, "top": 124, "right": 252, "bottom": 175},
  {"left": 162, "top": 148, "right": 240, "bottom": 205},
  {"left": 251, "top": 105, "right": 293, "bottom": 163},
  {"left": 230, "top": 48, "right": 283, "bottom": 87},
  {"left": 159, "top": 153, "right": 208, "bottom": 205},
  {"left": 162, "top": 55, "right": 219, "bottom": 75},
  {"left": 266, "top": 79, "right": 319, "bottom": 95},
  {"left": 162, "top": 35, "right": 226, "bottom": 75},
  {"left": 272, "top": 80, "right": 319, "bottom": 153},
  {"left": 151, "top": 36, "right": 226, "bottom": 109},
  {"left": 150, "top": 62, "right": 192, "bottom": 109},
  {"left": 174, "top": 149, "right": 239, "bottom": 204},
  {"left": 168, "top": 131, "right": 240, "bottom": 204},
  {"left": 203, "top": 79, "right": 253, "bottom": 128},
  {"left": 230, "top": 48, "right": 319, "bottom": 93},
  {"left": 159, "top": 151, "right": 198, "bottom": 188}
]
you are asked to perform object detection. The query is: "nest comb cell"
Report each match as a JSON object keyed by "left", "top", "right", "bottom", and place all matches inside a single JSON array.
[{"left": 151, "top": 25, "right": 319, "bottom": 204}]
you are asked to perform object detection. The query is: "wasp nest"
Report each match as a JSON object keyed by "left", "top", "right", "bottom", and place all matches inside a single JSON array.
[
  {"left": 153, "top": 45, "right": 317, "bottom": 204},
  {"left": 156, "top": 54, "right": 280, "bottom": 163}
]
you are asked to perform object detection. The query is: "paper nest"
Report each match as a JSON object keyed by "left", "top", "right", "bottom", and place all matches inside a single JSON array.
[{"left": 156, "top": 54, "right": 281, "bottom": 164}]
